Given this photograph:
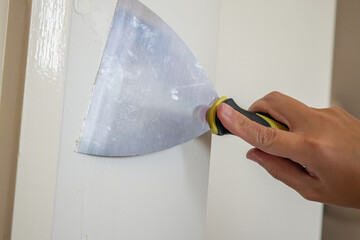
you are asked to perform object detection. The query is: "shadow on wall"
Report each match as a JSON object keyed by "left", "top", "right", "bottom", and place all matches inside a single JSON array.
[
  {"left": 182, "top": 132, "right": 212, "bottom": 209},
  {"left": 322, "top": 206, "right": 360, "bottom": 240},
  {"left": 324, "top": 0, "right": 360, "bottom": 240},
  {"left": 330, "top": 0, "right": 360, "bottom": 117}
]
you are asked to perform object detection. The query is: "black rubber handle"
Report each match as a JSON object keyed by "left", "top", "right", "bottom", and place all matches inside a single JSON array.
[{"left": 215, "top": 98, "right": 288, "bottom": 136}]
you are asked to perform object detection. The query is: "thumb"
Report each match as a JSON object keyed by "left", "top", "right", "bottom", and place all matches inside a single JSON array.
[{"left": 247, "top": 148, "right": 315, "bottom": 195}]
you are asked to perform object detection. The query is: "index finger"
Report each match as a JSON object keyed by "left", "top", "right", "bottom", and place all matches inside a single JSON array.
[
  {"left": 249, "top": 92, "right": 311, "bottom": 130},
  {"left": 217, "top": 103, "right": 308, "bottom": 166}
]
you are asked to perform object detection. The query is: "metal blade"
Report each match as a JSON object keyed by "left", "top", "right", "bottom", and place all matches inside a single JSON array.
[{"left": 76, "top": 0, "right": 218, "bottom": 157}]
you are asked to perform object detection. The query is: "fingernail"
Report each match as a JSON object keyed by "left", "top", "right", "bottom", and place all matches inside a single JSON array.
[
  {"left": 246, "top": 151, "right": 262, "bottom": 164},
  {"left": 220, "top": 104, "right": 233, "bottom": 118}
]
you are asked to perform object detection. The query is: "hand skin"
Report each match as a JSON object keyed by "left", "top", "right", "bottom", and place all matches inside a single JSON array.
[{"left": 217, "top": 91, "right": 360, "bottom": 209}]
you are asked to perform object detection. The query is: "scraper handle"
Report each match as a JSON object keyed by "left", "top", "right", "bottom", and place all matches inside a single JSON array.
[{"left": 207, "top": 97, "right": 288, "bottom": 136}]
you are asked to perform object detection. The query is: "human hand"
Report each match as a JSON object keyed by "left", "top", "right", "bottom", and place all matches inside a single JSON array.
[{"left": 217, "top": 91, "right": 360, "bottom": 208}]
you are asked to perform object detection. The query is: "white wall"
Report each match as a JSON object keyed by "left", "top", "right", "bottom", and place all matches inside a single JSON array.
[
  {"left": 206, "top": 1, "right": 336, "bottom": 239},
  {"left": 11, "top": 1, "right": 72, "bottom": 240},
  {"left": 11, "top": 1, "right": 338, "bottom": 239},
  {"left": 51, "top": 0, "right": 220, "bottom": 240}
]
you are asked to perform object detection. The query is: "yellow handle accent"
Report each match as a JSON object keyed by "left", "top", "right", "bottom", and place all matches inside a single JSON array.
[
  {"left": 207, "top": 96, "right": 228, "bottom": 134},
  {"left": 256, "top": 113, "right": 289, "bottom": 131}
]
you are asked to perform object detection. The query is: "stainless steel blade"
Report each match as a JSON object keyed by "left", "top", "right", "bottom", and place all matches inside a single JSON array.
[{"left": 76, "top": 0, "right": 218, "bottom": 157}]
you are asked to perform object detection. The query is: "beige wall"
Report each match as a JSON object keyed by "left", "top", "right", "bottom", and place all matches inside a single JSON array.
[
  {"left": 331, "top": 0, "right": 360, "bottom": 119},
  {"left": 323, "top": 0, "right": 360, "bottom": 239},
  {"left": 0, "top": 0, "right": 10, "bottom": 238},
  {"left": 0, "top": 0, "right": 32, "bottom": 239},
  {"left": 0, "top": 0, "right": 10, "bottom": 97},
  {"left": 323, "top": 206, "right": 360, "bottom": 240}
]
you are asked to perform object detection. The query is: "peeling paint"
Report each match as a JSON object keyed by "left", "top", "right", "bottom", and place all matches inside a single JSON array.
[{"left": 74, "top": 0, "right": 114, "bottom": 46}]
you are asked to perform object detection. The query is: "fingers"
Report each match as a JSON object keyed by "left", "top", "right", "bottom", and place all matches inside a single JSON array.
[
  {"left": 247, "top": 148, "right": 316, "bottom": 196},
  {"left": 248, "top": 91, "right": 311, "bottom": 130},
  {"left": 217, "top": 103, "right": 308, "bottom": 166}
]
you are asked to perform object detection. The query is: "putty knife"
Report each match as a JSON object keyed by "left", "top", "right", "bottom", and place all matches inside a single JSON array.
[{"left": 76, "top": 0, "right": 286, "bottom": 157}]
